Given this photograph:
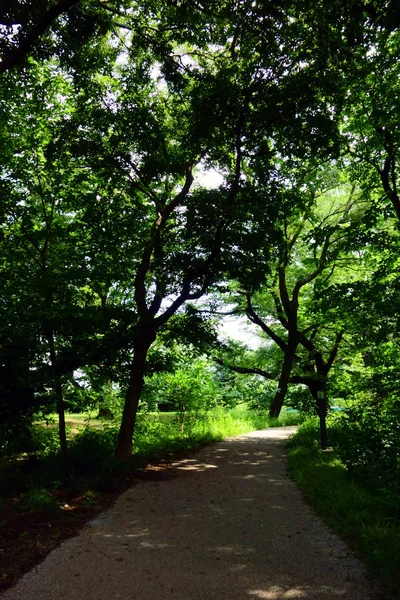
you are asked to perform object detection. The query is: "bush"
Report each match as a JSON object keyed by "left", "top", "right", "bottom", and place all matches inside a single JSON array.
[
  {"left": 291, "top": 406, "right": 400, "bottom": 498},
  {"left": 68, "top": 426, "right": 118, "bottom": 472},
  {"left": 288, "top": 423, "right": 400, "bottom": 594},
  {"left": 29, "top": 426, "right": 63, "bottom": 457},
  {"left": 329, "top": 404, "right": 400, "bottom": 494},
  {"left": 19, "top": 487, "right": 57, "bottom": 512}
]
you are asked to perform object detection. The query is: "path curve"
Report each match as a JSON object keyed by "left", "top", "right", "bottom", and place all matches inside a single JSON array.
[{"left": 2, "top": 427, "right": 377, "bottom": 600}]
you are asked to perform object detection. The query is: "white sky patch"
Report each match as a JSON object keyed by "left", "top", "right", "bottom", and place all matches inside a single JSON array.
[
  {"left": 150, "top": 63, "right": 168, "bottom": 91},
  {"left": 195, "top": 167, "right": 224, "bottom": 189},
  {"left": 219, "top": 315, "right": 262, "bottom": 350},
  {"left": 192, "top": 296, "right": 262, "bottom": 350}
]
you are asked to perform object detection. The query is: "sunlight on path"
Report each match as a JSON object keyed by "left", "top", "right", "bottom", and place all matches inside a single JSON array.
[{"left": 1, "top": 427, "right": 376, "bottom": 600}]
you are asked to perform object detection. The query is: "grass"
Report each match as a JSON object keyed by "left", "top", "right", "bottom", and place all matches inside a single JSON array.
[
  {"left": 287, "top": 421, "right": 400, "bottom": 596},
  {"left": 132, "top": 407, "right": 303, "bottom": 462},
  {"left": 0, "top": 406, "right": 303, "bottom": 592},
  {"left": 1, "top": 407, "right": 303, "bottom": 499},
  {"left": 37, "top": 411, "right": 105, "bottom": 434},
  {"left": 60, "top": 407, "right": 303, "bottom": 470},
  {"left": 1, "top": 406, "right": 304, "bottom": 503},
  {"left": 36, "top": 407, "right": 303, "bottom": 457}
]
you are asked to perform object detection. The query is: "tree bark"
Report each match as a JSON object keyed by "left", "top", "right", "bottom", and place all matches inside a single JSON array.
[
  {"left": 55, "top": 380, "right": 68, "bottom": 458},
  {"left": 115, "top": 325, "right": 156, "bottom": 459},
  {"left": 308, "top": 380, "right": 328, "bottom": 450},
  {"left": 46, "top": 328, "right": 68, "bottom": 457},
  {"left": 269, "top": 336, "right": 298, "bottom": 418}
]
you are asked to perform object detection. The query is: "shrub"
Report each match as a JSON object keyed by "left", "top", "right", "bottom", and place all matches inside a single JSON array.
[
  {"left": 68, "top": 426, "right": 118, "bottom": 472},
  {"left": 291, "top": 407, "right": 400, "bottom": 498},
  {"left": 19, "top": 487, "right": 57, "bottom": 512},
  {"left": 334, "top": 403, "right": 400, "bottom": 494},
  {"left": 29, "top": 426, "right": 63, "bottom": 457},
  {"left": 288, "top": 423, "right": 400, "bottom": 594}
]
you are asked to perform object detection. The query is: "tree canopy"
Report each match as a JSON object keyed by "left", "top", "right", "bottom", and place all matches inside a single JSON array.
[{"left": 1, "top": 0, "right": 400, "bottom": 458}]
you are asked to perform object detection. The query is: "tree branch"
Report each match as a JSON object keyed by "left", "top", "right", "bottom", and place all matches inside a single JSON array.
[
  {"left": 155, "top": 118, "right": 245, "bottom": 327},
  {"left": 238, "top": 291, "right": 288, "bottom": 352},
  {"left": 325, "top": 331, "right": 343, "bottom": 372},
  {"left": 380, "top": 136, "right": 400, "bottom": 222},
  {"left": 214, "top": 358, "right": 275, "bottom": 379},
  {"left": 0, "top": 0, "right": 79, "bottom": 74},
  {"left": 134, "top": 165, "right": 194, "bottom": 318},
  {"left": 271, "top": 289, "right": 289, "bottom": 329},
  {"left": 292, "top": 234, "right": 330, "bottom": 304},
  {"left": 278, "top": 263, "right": 294, "bottom": 321}
]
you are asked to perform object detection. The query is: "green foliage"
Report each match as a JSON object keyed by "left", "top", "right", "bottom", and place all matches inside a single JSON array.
[
  {"left": 291, "top": 408, "right": 400, "bottom": 496},
  {"left": 1, "top": 0, "right": 400, "bottom": 478},
  {"left": 19, "top": 487, "right": 57, "bottom": 512},
  {"left": 80, "top": 490, "right": 99, "bottom": 507},
  {"left": 68, "top": 426, "right": 119, "bottom": 472},
  {"left": 280, "top": 385, "right": 315, "bottom": 414},
  {"left": 288, "top": 423, "right": 400, "bottom": 594},
  {"left": 239, "top": 379, "right": 276, "bottom": 413},
  {"left": 133, "top": 407, "right": 282, "bottom": 460},
  {"left": 142, "top": 353, "right": 220, "bottom": 415},
  {"left": 31, "top": 408, "right": 298, "bottom": 474},
  {"left": 29, "top": 427, "right": 63, "bottom": 458},
  {"left": 1, "top": 7, "right": 400, "bottom": 589},
  {"left": 66, "top": 376, "right": 124, "bottom": 419},
  {"left": 1, "top": 0, "right": 372, "bottom": 456},
  {"left": 333, "top": 406, "right": 400, "bottom": 495}
]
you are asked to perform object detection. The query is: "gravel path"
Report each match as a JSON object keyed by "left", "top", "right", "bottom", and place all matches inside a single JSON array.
[{"left": 2, "top": 427, "right": 377, "bottom": 600}]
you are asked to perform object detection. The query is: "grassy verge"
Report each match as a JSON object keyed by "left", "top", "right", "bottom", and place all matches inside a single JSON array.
[
  {"left": 287, "top": 420, "right": 400, "bottom": 596},
  {"left": 131, "top": 407, "right": 302, "bottom": 461},
  {"left": 30, "top": 407, "right": 302, "bottom": 472},
  {"left": 0, "top": 407, "right": 302, "bottom": 592}
]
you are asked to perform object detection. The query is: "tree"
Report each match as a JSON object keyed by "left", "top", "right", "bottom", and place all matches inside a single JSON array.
[
  {"left": 217, "top": 177, "right": 367, "bottom": 441},
  {"left": 0, "top": 0, "right": 376, "bottom": 459},
  {"left": 0, "top": 58, "right": 140, "bottom": 454},
  {"left": 147, "top": 353, "right": 219, "bottom": 433},
  {"left": 111, "top": 0, "right": 361, "bottom": 457},
  {"left": 340, "top": 13, "right": 397, "bottom": 204},
  {"left": 0, "top": 1, "right": 122, "bottom": 74}
]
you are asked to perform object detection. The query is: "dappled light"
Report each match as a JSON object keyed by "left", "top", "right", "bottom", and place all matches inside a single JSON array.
[
  {"left": 1, "top": 1, "right": 399, "bottom": 596},
  {"left": 248, "top": 587, "right": 308, "bottom": 599},
  {"left": 172, "top": 459, "right": 219, "bottom": 472},
  {"left": 7, "top": 428, "right": 366, "bottom": 600}
]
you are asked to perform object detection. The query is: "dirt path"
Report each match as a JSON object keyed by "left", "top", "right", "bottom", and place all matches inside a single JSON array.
[{"left": 2, "top": 427, "right": 377, "bottom": 600}]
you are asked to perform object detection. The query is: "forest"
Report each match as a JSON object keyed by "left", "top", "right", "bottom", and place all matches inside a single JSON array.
[{"left": 1, "top": 0, "right": 400, "bottom": 594}]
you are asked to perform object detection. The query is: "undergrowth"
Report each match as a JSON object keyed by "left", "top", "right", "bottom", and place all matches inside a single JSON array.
[
  {"left": 0, "top": 408, "right": 303, "bottom": 507},
  {"left": 287, "top": 419, "right": 400, "bottom": 595},
  {"left": 0, "top": 408, "right": 301, "bottom": 593}
]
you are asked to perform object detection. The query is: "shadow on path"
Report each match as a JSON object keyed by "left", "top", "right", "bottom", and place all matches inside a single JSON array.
[{"left": 2, "top": 427, "right": 376, "bottom": 600}]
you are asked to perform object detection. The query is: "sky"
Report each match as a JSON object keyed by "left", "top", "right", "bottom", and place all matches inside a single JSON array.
[
  {"left": 194, "top": 167, "right": 263, "bottom": 350},
  {"left": 218, "top": 314, "right": 262, "bottom": 350}
]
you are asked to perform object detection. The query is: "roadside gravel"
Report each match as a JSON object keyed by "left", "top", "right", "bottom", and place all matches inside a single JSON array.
[{"left": 2, "top": 427, "right": 378, "bottom": 600}]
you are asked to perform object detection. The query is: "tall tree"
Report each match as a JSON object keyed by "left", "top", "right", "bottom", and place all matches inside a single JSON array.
[
  {"left": 0, "top": 0, "right": 374, "bottom": 458},
  {"left": 110, "top": 0, "right": 362, "bottom": 457},
  {"left": 217, "top": 178, "right": 367, "bottom": 431}
]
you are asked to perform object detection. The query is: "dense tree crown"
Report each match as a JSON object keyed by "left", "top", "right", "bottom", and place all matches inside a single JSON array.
[{"left": 1, "top": 0, "right": 400, "bottom": 458}]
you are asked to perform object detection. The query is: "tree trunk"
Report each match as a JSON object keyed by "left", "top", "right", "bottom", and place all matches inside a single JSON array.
[
  {"left": 55, "top": 381, "right": 68, "bottom": 458},
  {"left": 318, "top": 401, "right": 328, "bottom": 450},
  {"left": 269, "top": 338, "right": 298, "bottom": 418},
  {"left": 46, "top": 328, "right": 68, "bottom": 458},
  {"left": 115, "top": 327, "right": 156, "bottom": 460},
  {"left": 308, "top": 381, "right": 328, "bottom": 450}
]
